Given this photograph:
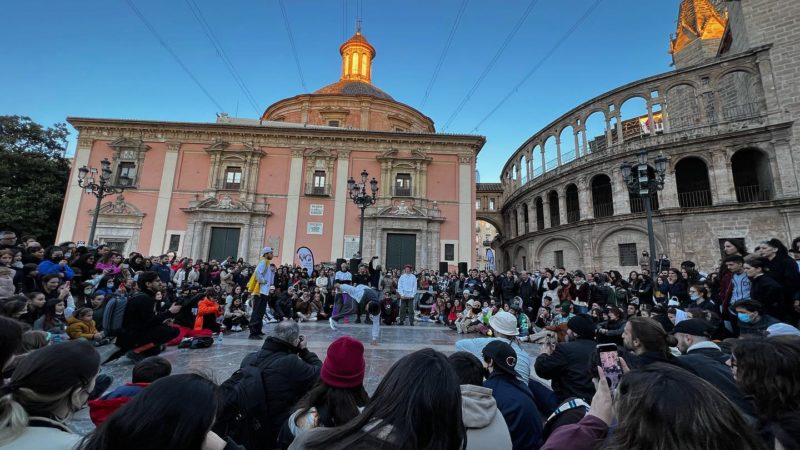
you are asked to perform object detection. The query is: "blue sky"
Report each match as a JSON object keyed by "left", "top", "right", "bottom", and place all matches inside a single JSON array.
[{"left": 1, "top": 0, "right": 680, "bottom": 181}]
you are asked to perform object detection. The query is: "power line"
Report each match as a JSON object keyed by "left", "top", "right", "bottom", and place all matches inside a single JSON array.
[
  {"left": 342, "top": 0, "right": 347, "bottom": 41},
  {"left": 277, "top": 0, "right": 308, "bottom": 92},
  {"left": 441, "top": 0, "right": 539, "bottom": 131},
  {"left": 184, "top": 0, "right": 260, "bottom": 114},
  {"left": 419, "top": 0, "right": 469, "bottom": 110},
  {"left": 123, "top": 0, "right": 224, "bottom": 112},
  {"left": 471, "top": 0, "right": 604, "bottom": 132}
]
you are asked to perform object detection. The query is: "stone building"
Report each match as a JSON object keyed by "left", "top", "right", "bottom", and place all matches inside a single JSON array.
[
  {"left": 494, "top": 0, "right": 800, "bottom": 273},
  {"left": 57, "top": 31, "right": 484, "bottom": 269}
]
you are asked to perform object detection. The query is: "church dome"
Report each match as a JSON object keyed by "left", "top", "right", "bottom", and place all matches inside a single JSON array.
[{"left": 313, "top": 79, "right": 394, "bottom": 100}]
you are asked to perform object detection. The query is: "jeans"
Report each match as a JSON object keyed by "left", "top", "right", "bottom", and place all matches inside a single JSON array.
[
  {"left": 371, "top": 314, "right": 380, "bottom": 340},
  {"left": 398, "top": 297, "right": 415, "bottom": 325}
]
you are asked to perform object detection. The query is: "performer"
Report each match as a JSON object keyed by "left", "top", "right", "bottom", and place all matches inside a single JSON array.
[{"left": 330, "top": 283, "right": 383, "bottom": 344}]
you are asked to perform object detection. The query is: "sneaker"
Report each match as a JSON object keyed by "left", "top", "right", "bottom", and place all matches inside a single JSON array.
[
  {"left": 355, "top": 317, "right": 362, "bottom": 324},
  {"left": 329, "top": 317, "right": 338, "bottom": 330},
  {"left": 125, "top": 350, "right": 146, "bottom": 363}
]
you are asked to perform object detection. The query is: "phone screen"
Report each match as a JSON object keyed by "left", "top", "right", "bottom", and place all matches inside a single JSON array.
[{"left": 597, "top": 344, "right": 623, "bottom": 391}]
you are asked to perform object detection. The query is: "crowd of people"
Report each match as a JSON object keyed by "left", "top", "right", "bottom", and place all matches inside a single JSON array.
[{"left": 1, "top": 228, "right": 800, "bottom": 449}]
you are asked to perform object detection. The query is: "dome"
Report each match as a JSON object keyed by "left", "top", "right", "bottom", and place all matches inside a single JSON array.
[{"left": 313, "top": 80, "right": 394, "bottom": 100}]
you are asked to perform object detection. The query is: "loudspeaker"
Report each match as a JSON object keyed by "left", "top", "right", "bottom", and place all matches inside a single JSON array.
[
  {"left": 458, "top": 262, "right": 468, "bottom": 276},
  {"left": 336, "top": 258, "right": 346, "bottom": 270},
  {"left": 350, "top": 258, "right": 362, "bottom": 274},
  {"left": 439, "top": 262, "right": 449, "bottom": 275}
]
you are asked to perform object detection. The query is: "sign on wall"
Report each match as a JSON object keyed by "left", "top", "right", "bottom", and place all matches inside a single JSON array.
[
  {"left": 486, "top": 249, "right": 496, "bottom": 272},
  {"left": 309, "top": 204, "right": 324, "bottom": 216},
  {"left": 307, "top": 222, "right": 323, "bottom": 235},
  {"left": 343, "top": 235, "right": 360, "bottom": 259}
]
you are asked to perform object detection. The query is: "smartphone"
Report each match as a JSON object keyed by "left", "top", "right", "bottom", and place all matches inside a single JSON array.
[{"left": 597, "top": 343, "right": 623, "bottom": 391}]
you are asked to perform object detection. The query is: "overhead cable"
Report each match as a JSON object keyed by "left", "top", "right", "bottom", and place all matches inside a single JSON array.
[
  {"left": 419, "top": 0, "right": 470, "bottom": 110},
  {"left": 278, "top": 0, "right": 308, "bottom": 92}
]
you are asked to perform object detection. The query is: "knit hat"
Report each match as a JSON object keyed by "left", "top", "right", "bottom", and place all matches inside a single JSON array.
[
  {"left": 567, "top": 315, "right": 596, "bottom": 339},
  {"left": 489, "top": 311, "right": 519, "bottom": 336},
  {"left": 261, "top": 246, "right": 273, "bottom": 255},
  {"left": 482, "top": 340, "right": 517, "bottom": 377},
  {"left": 320, "top": 336, "right": 365, "bottom": 389}
]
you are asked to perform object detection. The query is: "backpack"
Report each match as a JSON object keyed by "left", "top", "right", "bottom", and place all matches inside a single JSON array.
[
  {"left": 102, "top": 294, "right": 128, "bottom": 337},
  {"left": 213, "top": 351, "right": 278, "bottom": 449}
]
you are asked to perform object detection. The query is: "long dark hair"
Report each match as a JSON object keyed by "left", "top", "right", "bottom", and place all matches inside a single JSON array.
[
  {"left": 733, "top": 336, "right": 800, "bottom": 420},
  {"left": 607, "top": 363, "right": 766, "bottom": 450},
  {"left": 300, "top": 348, "right": 466, "bottom": 450},
  {"left": 293, "top": 379, "right": 369, "bottom": 428},
  {"left": 41, "top": 298, "right": 65, "bottom": 331},
  {"left": 78, "top": 374, "right": 218, "bottom": 450}
]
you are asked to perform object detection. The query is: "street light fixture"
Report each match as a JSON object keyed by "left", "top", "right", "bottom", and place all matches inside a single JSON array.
[
  {"left": 347, "top": 169, "right": 379, "bottom": 258},
  {"left": 620, "top": 150, "right": 668, "bottom": 273},
  {"left": 77, "top": 158, "right": 132, "bottom": 246}
]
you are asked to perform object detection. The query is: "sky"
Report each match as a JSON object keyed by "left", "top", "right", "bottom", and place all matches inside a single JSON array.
[{"left": 1, "top": 0, "right": 681, "bottom": 182}]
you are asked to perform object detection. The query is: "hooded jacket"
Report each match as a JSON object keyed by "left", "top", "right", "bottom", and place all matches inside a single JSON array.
[
  {"left": 66, "top": 316, "right": 98, "bottom": 340},
  {"left": 484, "top": 372, "right": 543, "bottom": 450},
  {"left": 460, "top": 384, "right": 513, "bottom": 450}
]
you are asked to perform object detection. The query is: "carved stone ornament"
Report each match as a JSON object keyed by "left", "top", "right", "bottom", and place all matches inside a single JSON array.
[
  {"left": 95, "top": 195, "right": 144, "bottom": 217},
  {"left": 194, "top": 195, "right": 249, "bottom": 211}
]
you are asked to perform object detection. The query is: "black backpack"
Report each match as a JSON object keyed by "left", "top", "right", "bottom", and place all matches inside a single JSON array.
[{"left": 213, "top": 351, "right": 279, "bottom": 449}]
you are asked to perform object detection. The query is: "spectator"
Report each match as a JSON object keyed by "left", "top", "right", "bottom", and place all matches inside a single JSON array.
[
  {"left": 66, "top": 307, "right": 104, "bottom": 342},
  {"left": 448, "top": 351, "right": 513, "bottom": 450},
  {"left": 88, "top": 356, "right": 172, "bottom": 426},
  {"left": 279, "top": 336, "right": 368, "bottom": 448},
  {"left": 36, "top": 246, "right": 74, "bottom": 281},
  {"left": 115, "top": 272, "right": 181, "bottom": 361},
  {"left": 396, "top": 265, "right": 416, "bottom": 326},
  {"left": 735, "top": 300, "right": 781, "bottom": 337},
  {"left": 33, "top": 298, "right": 68, "bottom": 335},
  {"left": 0, "top": 341, "right": 100, "bottom": 449},
  {"left": 744, "top": 256, "right": 786, "bottom": 322},
  {"left": 79, "top": 374, "right": 243, "bottom": 450},
  {"left": 622, "top": 316, "right": 678, "bottom": 367},
  {"left": 534, "top": 315, "right": 597, "bottom": 403},
  {"left": 482, "top": 340, "right": 543, "bottom": 450},
  {"left": 759, "top": 239, "right": 800, "bottom": 315},
  {"left": 17, "top": 292, "right": 45, "bottom": 326},
  {"left": 456, "top": 311, "right": 531, "bottom": 384},
  {"left": 243, "top": 320, "right": 321, "bottom": 449},
  {"left": 2, "top": 331, "right": 49, "bottom": 379},
  {"left": 289, "top": 348, "right": 465, "bottom": 450},
  {"left": 0, "top": 316, "right": 24, "bottom": 382}
]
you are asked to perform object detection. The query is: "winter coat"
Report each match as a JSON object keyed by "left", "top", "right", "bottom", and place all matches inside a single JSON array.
[
  {"left": 0, "top": 417, "right": 81, "bottom": 450},
  {"left": 241, "top": 338, "right": 322, "bottom": 448},
  {"left": 484, "top": 372, "right": 543, "bottom": 450},
  {"left": 540, "top": 414, "right": 607, "bottom": 450},
  {"left": 193, "top": 298, "right": 223, "bottom": 330},
  {"left": 677, "top": 344, "right": 755, "bottom": 417},
  {"left": 534, "top": 337, "right": 597, "bottom": 403},
  {"left": 66, "top": 316, "right": 98, "bottom": 340},
  {"left": 738, "top": 313, "right": 781, "bottom": 337},
  {"left": 0, "top": 275, "right": 14, "bottom": 298},
  {"left": 88, "top": 383, "right": 149, "bottom": 425},
  {"left": 36, "top": 260, "right": 75, "bottom": 280},
  {"left": 460, "top": 384, "right": 513, "bottom": 450},
  {"left": 749, "top": 274, "right": 787, "bottom": 321}
]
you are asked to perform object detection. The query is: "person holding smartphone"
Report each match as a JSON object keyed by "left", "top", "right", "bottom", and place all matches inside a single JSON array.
[{"left": 534, "top": 315, "right": 598, "bottom": 403}]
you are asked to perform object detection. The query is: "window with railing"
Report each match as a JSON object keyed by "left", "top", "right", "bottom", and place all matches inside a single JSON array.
[
  {"left": 619, "top": 243, "right": 637, "bottom": 266},
  {"left": 735, "top": 185, "right": 771, "bottom": 203},
  {"left": 312, "top": 170, "right": 326, "bottom": 195},
  {"left": 223, "top": 167, "right": 242, "bottom": 190},
  {"left": 395, "top": 173, "right": 412, "bottom": 197},
  {"left": 630, "top": 193, "right": 660, "bottom": 213},
  {"left": 678, "top": 189, "right": 712, "bottom": 208},
  {"left": 489, "top": 198, "right": 495, "bottom": 210}
]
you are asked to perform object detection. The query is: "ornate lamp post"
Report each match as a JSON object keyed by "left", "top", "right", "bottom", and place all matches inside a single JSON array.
[
  {"left": 347, "top": 169, "right": 378, "bottom": 258},
  {"left": 77, "top": 158, "right": 131, "bottom": 246},
  {"left": 620, "top": 151, "right": 668, "bottom": 273}
]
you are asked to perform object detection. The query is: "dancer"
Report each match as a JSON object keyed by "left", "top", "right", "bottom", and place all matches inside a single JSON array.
[{"left": 330, "top": 283, "right": 383, "bottom": 343}]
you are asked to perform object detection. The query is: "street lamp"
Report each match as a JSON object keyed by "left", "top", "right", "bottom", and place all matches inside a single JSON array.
[
  {"left": 347, "top": 169, "right": 378, "bottom": 258},
  {"left": 77, "top": 158, "right": 132, "bottom": 246},
  {"left": 620, "top": 150, "right": 668, "bottom": 273}
]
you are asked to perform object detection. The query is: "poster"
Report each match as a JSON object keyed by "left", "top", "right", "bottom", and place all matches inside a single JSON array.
[
  {"left": 310, "top": 204, "right": 324, "bottom": 216},
  {"left": 343, "top": 235, "right": 360, "bottom": 259},
  {"left": 486, "top": 249, "right": 496, "bottom": 272},
  {"left": 307, "top": 222, "right": 323, "bottom": 235},
  {"left": 296, "top": 247, "right": 314, "bottom": 274}
]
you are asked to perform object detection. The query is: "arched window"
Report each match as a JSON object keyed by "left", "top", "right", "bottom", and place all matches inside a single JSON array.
[
  {"left": 532, "top": 145, "right": 542, "bottom": 177},
  {"left": 548, "top": 191, "right": 560, "bottom": 227},
  {"left": 520, "top": 155, "right": 528, "bottom": 183},
  {"left": 619, "top": 96, "right": 649, "bottom": 141},
  {"left": 591, "top": 175, "right": 614, "bottom": 218},
  {"left": 731, "top": 148, "right": 773, "bottom": 202},
  {"left": 535, "top": 197, "right": 545, "bottom": 230},
  {"left": 584, "top": 111, "right": 607, "bottom": 153},
  {"left": 565, "top": 184, "right": 580, "bottom": 223},
  {"left": 543, "top": 137, "right": 557, "bottom": 171},
  {"left": 666, "top": 84, "right": 699, "bottom": 130},
  {"left": 675, "top": 157, "right": 712, "bottom": 207},
  {"left": 560, "top": 126, "right": 577, "bottom": 164}
]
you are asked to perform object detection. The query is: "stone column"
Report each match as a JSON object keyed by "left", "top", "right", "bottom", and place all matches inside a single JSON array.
[
  {"left": 605, "top": 117, "right": 613, "bottom": 147},
  {"left": 555, "top": 135, "right": 562, "bottom": 167},
  {"left": 772, "top": 138, "right": 799, "bottom": 198},
  {"left": 540, "top": 146, "right": 546, "bottom": 173},
  {"left": 710, "top": 149, "right": 736, "bottom": 204},
  {"left": 611, "top": 168, "right": 631, "bottom": 215},
  {"left": 542, "top": 196, "right": 551, "bottom": 229},
  {"left": 581, "top": 127, "right": 589, "bottom": 156},
  {"left": 558, "top": 191, "right": 568, "bottom": 225},
  {"left": 615, "top": 113, "right": 624, "bottom": 145},
  {"left": 578, "top": 176, "right": 593, "bottom": 220},
  {"left": 660, "top": 168, "right": 680, "bottom": 209},
  {"left": 573, "top": 128, "right": 581, "bottom": 158},
  {"left": 148, "top": 141, "right": 181, "bottom": 256},
  {"left": 528, "top": 201, "right": 535, "bottom": 233}
]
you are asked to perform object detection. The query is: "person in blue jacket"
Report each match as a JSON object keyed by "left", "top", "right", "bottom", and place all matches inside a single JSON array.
[
  {"left": 37, "top": 245, "right": 74, "bottom": 280},
  {"left": 482, "top": 340, "right": 543, "bottom": 450}
]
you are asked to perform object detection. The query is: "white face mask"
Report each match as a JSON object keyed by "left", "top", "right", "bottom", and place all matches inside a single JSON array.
[{"left": 690, "top": 293, "right": 701, "bottom": 301}]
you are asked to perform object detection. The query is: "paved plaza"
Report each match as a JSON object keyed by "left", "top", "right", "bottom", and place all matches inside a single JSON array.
[{"left": 70, "top": 321, "right": 542, "bottom": 434}]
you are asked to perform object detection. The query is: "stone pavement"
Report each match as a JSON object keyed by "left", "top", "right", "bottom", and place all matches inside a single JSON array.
[{"left": 71, "top": 320, "right": 543, "bottom": 434}]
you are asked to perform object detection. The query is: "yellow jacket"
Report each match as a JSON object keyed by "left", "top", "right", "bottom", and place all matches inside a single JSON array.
[{"left": 67, "top": 316, "right": 98, "bottom": 340}]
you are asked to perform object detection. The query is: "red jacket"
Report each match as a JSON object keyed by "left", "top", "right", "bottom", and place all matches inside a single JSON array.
[
  {"left": 88, "top": 383, "right": 150, "bottom": 425},
  {"left": 194, "top": 297, "right": 223, "bottom": 330}
]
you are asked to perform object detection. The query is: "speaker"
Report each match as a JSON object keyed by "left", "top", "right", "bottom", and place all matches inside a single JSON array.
[
  {"left": 439, "top": 262, "right": 449, "bottom": 275},
  {"left": 336, "top": 258, "right": 346, "bottom": 270},
  {"left": 458, "top": 262, "right": 468, "bottom": 276},
  {"left": 350, "top": 258, "right": 362, "bottom": 274}
]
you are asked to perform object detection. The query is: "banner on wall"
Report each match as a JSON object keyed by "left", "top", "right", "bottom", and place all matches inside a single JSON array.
[
  {"left": 486, "top": 249, "right": 495, "bottom": 272},
  {"left": 296, "top": 247, "right": 314, "bottom": 274}
]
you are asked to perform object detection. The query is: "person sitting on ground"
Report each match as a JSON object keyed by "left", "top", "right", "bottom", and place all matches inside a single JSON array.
[
  {"left": 79, "top": 373, "right": 244, "bottom": 450},
  {"left": 735, "top": 300, "right": 781, "bottom": 337},
  {"left": 448, "top": 351, "right": 513, "bottom": 450},
  {"left": 88, "top": 356, "right": 172, "bottom": 426},
  {"left": 279, "top": 336, "right": 369, "bottom": 448},
  {"left": 510, "top": 304, "right": 529, "bottom": 338},
  {"left": 732, "top": 336, "right": 800, "bottom": 449},
  {"left": 482, "top": 340, "right": 543, "bottom": 450},
  {"left": 456, "top": 300, "right": 483, "bottom": 334},
  {"left": 67, "top": 307, "right": 106, "bottom": 344},
  {"left": 0, "top": 341, "right": 100, "bottom": 450},
  {"left": 289, "top": 348, "right": 466, "bottom": 450},
  {"left": 456, "top": 311, "right": 531, "bottom": 384},
  {"left": 193, "top": 288, "right": 224, "bottom": 333},
  {"left": 534, "top": 315, "right": 597, "bottom": 403},
  {"left": 223, "top": 295, "right": 250, "bottom": 332},
  {"left": 33, "top": 298, "right": 68, "bottom": 336},
  {"left": 540, "top": 363, "right": 766, "bottom": 450},
  {"left": 242, "top": 320, "right": 321, "bottom": 449}
]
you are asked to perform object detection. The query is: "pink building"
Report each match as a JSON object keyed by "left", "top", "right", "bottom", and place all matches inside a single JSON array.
[{"left": 57, "top": 31, "right": 485, "bottom": 269}]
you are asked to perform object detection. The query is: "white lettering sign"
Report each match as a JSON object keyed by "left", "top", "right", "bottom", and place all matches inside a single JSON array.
[
  {"left": 307, "top": 222, "right": 323, "bottom": 235},
  {"left": 309, "top": 204, "right": 324, "bottom": 216}
]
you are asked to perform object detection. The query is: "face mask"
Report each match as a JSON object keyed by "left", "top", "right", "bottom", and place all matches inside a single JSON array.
[
  {"left": 51, "top": 256, "right": 62, "bottom": 262},
  {"left": 84, "top": 288, "right": 93, "bottom": 295},
  {"left": 106, "top": 283, "right": 114, "bottom": 289},
  {"left": 690, "top": 293, "right": 701, "bottom": 301},
  {"left": 737, "top": 312, "right": 752, "bottom": 323}
]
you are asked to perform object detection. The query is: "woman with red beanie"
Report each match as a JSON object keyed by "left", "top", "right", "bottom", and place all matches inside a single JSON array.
[{"left": 278, "top": 336, "right": 369, "bottom": 449}]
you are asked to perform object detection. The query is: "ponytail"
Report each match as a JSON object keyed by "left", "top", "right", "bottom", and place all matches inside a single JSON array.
[{"left": 0, "top": 391, "right": 30, "bottom": 446}]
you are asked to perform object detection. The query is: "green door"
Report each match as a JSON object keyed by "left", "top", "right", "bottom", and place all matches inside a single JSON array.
[
  {"left": 209, "top": 227, "right": 240, "bottom": 261},
  {"left": 386, "top": 233, "right": 416, "bottom": 270}
]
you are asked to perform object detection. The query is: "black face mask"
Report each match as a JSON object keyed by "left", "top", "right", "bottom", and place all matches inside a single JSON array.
[{"left": 51, "top": 256, "right": 62, "bottom": 262}]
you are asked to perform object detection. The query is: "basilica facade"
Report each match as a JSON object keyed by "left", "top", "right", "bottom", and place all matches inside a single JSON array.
[{"left": 57, "top": 31, "right": 484, "bottom": 269}]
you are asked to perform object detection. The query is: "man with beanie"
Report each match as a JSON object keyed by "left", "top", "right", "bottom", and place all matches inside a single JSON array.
[
  {"left": 455, "top": 311, "right": 531, "bottom": 384},
  {"left": 482, "top": 340, "right": 543, "bottom": 450},
  {"left": 243, "top": 320, "right": 321, "bottom": 448},
  {"left": 534, "top": 315, "right": 596, "bottom": 403},
  {"left": 249, "top": 246, "right": 275, "bottom": 339}
]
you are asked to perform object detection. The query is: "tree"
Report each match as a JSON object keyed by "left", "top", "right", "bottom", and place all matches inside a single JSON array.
[{"left": 0, "top": 115, "right": 70, "bottom": 244}]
